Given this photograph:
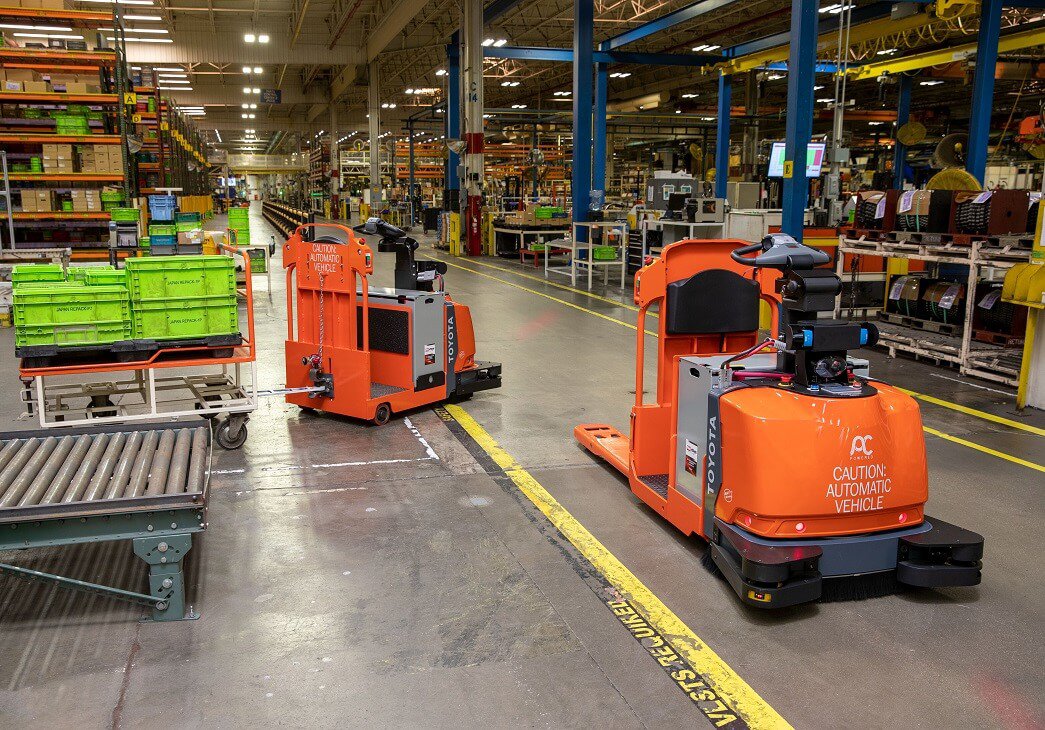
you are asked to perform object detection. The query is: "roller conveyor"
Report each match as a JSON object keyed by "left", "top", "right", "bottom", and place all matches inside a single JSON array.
[{"left": 0, "top": 421, "right": 210, "bottom": 622}]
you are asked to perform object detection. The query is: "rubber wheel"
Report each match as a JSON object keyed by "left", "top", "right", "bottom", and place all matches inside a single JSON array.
[
  {"left": 216, "top": 419, "right": 248, "bottom": 449},
  {"left": 373, "top": 403, "right": 392, "bottom": 426}
]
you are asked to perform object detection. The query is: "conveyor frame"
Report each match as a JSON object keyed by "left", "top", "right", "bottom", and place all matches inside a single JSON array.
[{"left": 0, "top": 421, "right": 209, "bottom": 622}]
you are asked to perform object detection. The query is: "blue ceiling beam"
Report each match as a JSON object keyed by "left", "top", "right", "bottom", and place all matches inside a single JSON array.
[
  {"left": 599, "top": 0, "right": 739, "bottom": 51},
  {"left": 763, "top": 62, "right": 839, "bottom": 72},
  {"left": 483, "top": 46, "right": 719, "bottom": 66}
]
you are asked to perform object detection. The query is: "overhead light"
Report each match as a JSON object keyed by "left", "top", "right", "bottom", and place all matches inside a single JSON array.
[
  {"left": 481, "top": 38, "right": 495, "bottom": 46},
  {"left": 101, "top": 26, "right": 168, "bottom": 33},
  {"left": 500, "top": 80, "right": 520, "bottom": 87},
  {"left": 81, "top": 0, "right": 155, "bottom": 5},
  {"left": 767, "top": 73, "right": 784, "bottom": 80},
  {"left": 159, "top": 86, "right": 192, "bottom": 91},
  {"left": 511, "top": 104, "right": 526, "bottom": 109},
  {"left": 609, "top": 72, "right": 631, "bottom": 78},
  {"left": 253, "top": 66, "right": 263, "bottom": 73},
  {"left": 920, "top": 80, "right": 944, "bottom": 86},
  {"left": 435, "top": 69, "right": 447, "bottom": 76},
  {"left": 0, "top": 23, "right": 73, "bottom": 31},
  {"left": 242, "top": 66, "right": 251, "bottom": 73},
  {"left": 493, "top": 39, "right": 507, "bottom": 47},
  {"left": 877, "top": 48, "right": 898, "bottom": 56},
  {"left": 868, "top": 121, "right": 884, "bottom": 126},
  {"left": 252, "top": 88, "right": 260, "bottom": 94},
  {"left": 553, "top": 91, "right": 570, "bottom": 96},
  {"left": 813, "top": 85, "right": 825, "bottom": 90},
  {"left": 242, "top": 103, "right": 249, "bottom": 109},
  {"left": 691, "top": 44, "right": 720, "bottom": 52},
  {"left": 675, "top": 109, "right": 681, "bottom": 114},
  {"left": 681, "top": 93, "right": 698, "bottom": 99},
  {"left": 817, "top": 97, "right": 834, "bottom": 103},
  {"left": 158, "top": 73, "right": 188, "bottom": 79},
  {"left": 107, "top": 36, "right": 172, "bottom": 42},
  {"left": 123, "top": 13, "right": 162, "bottom": 20},
  {"left": 158, "top": 79, "right": 190, "bottom": 85},
  {"left": 258, "top": 34, "right": 269, "bottom": 43},
  {"left": 405, "top": 88, "right": 414, "bottom": 94},
  {"left": 154, "top": 67, "right": 183, "bottom": 72},
  {"left": 249, "top": 103, "right": 257, "bottom": 109},
  {"left": 14, "top": 32, "right": 83, "bottom": 39}
]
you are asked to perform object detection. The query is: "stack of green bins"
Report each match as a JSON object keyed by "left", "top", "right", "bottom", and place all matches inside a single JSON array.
[
  {"left": 227, "top": 206, "right": 250, "bottom": 246},
  {"left": 125, "top": 256, "right": 239, "bottom": 342},
  {"left": 13, "top": 283, "right": 131, "bottom": 349},
  {"left": 11, "top": 264, "right": 65, "bottom": 288}
]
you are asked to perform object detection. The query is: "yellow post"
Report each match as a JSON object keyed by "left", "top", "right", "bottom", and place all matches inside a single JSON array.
[{"left": 1016, "top": 198, "right": 1045, "bottom": 409}]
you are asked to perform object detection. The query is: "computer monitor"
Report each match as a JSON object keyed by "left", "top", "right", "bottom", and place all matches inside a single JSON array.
[
  {"left": 767, "top": 141, "right": 826, "bottom": 178},
  {"left": 667, "top": 192, "right": 689, "bottom": 211}
]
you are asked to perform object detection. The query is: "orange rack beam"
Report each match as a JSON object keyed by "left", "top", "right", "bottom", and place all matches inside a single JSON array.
[
  {"left": 0, "top": 133, "right": 122, "bottom": 144},
  {"left": 0, "top": 91, "right": 118, "bottom": 104},
  {"left": 0, "top": 5, "right": 114, "bottom": 27},
  {"left": 12, "top": 212, "right": 111, "bottom": 220},
  {"left": 0, "top": 48, "right": 117, "bottom": 66},
  {"left": 8, "top": 173, "right": 124, "bottom": 182}
]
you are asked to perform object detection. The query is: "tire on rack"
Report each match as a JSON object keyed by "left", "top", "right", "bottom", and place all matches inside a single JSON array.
[
  {"left": 215, "top": 417, "right": 248, "bottom": 449},
  {"left": 373, "top": 403, "right": 392, "bottom": 426}
]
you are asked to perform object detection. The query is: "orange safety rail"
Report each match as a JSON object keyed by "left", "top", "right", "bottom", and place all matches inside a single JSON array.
[{"left": 18, "top": 243, "right": 257, "bottom": 378}]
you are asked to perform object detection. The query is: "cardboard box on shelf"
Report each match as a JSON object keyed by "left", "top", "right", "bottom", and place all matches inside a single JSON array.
[
  {"left": 20, "top": 192, "right": 37, "bottom": 213},
  {"left": 22, "top": 81, "right": 50, "bottom": 93},
  {"left": 38, "top": 0, "right": 68, "bottom": 9},
  {"left": 4, "top": 70, "right": 41, "bottom": 83},
  {"left": 64, "top": 82, "right": 101, "bottom": 94},
  {"left": 2, "top": 80, "right": 21, "bottom": 92}
]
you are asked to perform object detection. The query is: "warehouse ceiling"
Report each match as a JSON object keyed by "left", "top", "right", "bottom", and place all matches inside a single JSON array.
[{"left": 79, "top": 0, "right": 1045, "bottom": 155}]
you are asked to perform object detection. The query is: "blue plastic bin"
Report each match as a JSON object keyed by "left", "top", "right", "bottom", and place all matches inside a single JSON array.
[{"left": 148, "top": 194, "right": 177, "bottom": 221}]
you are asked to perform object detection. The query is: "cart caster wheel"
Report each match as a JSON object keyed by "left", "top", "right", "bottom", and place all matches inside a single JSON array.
[
  {"left": 216, "top": 419, "right": 248, "bottom": 449},
  {"left": 373, "top": 403, "right": 392, "bottom": 426}
]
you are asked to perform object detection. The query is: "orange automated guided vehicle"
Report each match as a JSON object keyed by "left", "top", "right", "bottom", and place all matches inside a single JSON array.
[
  {"left": 283, "top": 220, "right": 501, "bottom": 424},
  {"left": 576, "top": 235, "right": 983, "bottom": 608}
]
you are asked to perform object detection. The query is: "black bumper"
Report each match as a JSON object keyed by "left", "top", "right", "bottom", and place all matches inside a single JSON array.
[
  {"left": 711, "top": 516, "right": 983, "bottom": 609},
  {"left": 454, "top": 361, "right": 502, "bottom": 396}
]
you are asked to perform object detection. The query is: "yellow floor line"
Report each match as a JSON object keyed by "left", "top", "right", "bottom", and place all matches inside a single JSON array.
[
  {"left": 898, "top": 388, "right": 1045, "bottom": 437},
  {"left": 428, "top": 256, "right": 658, "bottom": 337},
  {"left": 922, "top": 427, "right": 1045, "bottom": 472},
  {"left": 445, "top": 403, "right": 792, "bottom": 730},
  {"left": 429, "top": 250, "right": 650, "bottom": 315},
  {"left": 435, "top": 253, "right": 1041, "bottom": 472}
]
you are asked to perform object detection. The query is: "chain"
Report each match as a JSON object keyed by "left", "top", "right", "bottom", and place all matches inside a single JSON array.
[{"left": 318, "top": 273, "right": 326, "bottom": 365}]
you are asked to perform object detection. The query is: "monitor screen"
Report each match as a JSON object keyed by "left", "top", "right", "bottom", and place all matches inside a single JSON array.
[
  {"left": 667, "top": 192, "right": 689, "bottom": 211},
  {"left": 767, "top": 142, "right": 826, "bottom": 178}
]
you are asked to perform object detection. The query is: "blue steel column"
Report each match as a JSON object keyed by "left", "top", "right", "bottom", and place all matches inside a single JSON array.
[
  {"left": 714, "top": 73, "right": 731, "bottom": 199},
  {"left": 446, "top": 36, "right": 461, "bottom": 199},
  {"left": 780, "top": 0, "right": 818, "bottom": 240},
  {"left": 892, "top": 74, "right": 912, "bottom": 189},
  {"left": 966, "top": 0, "right": 1001, "bottom": 185},
  {"left": 572, "top": 0, "right": 594, "bottom": 242},
  {"left": 592, "top": 61, "right": 608, "bottom": 198}
]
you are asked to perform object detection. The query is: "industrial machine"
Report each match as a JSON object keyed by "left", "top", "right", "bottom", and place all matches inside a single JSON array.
[
  {"left": 575, "top": 234, "right": 984, "bottom": 608},
  {"left": 283, "top": 220, "right": 501, "bottom": 425}
]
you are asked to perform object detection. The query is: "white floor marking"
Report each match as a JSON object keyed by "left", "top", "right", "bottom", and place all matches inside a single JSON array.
[{"left": 929, "top": 372, "right": 1016, "bottom": 397}]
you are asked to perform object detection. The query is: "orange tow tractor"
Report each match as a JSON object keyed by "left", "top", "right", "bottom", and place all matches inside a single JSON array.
[
  {"left": 576, "top": 234, "right": 983, "bottom": 608},
  {"left": 283, "top": 220, "right": 501, "bottom": 424}
]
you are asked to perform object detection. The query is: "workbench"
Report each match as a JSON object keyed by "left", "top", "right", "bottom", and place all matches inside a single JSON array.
[{"left": 493, "top": 225, "right": 570, "bottom": 257}]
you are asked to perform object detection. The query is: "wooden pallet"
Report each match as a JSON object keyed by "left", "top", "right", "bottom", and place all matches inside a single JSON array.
[
  {"left": 877, "top": 311, "right": 961, "bottom": 337},
  {"left": 971, "top": 329, "right": 1024, "bottom": 348}
]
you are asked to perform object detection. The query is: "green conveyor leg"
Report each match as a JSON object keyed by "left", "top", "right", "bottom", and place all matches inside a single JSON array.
[{"left": 133, "top": 533, "right": 197, "bottom": 622}]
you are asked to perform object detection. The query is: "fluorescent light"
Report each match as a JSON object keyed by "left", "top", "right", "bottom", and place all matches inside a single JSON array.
[
  {"left": 158, "top": 73, "right": 188, "bottom": 79},
  {"left": 920, "top": 80, "right": 944, "bottom": 86},
  {"left": 258, "top": 34, "right": 269, "bottom": 43},
  {"left": 249, "top": 103, "right": 257, "bottom": 109},
  {"left": 242, "top": 66, "right": 251, "bottom": 73},
  {"left": 405, "top": 88, "right": 414, "bottom": 94},
  {"left": 493, "top": 39, "right": 507, "bottom": 47},
  {"left": 609, "top": 72, "right": 631, "bottom": 78},
  {"left": 0, "top": 23, "right": 73, "bottom": 31},
  {"left": 767, "top": 73, "right": 784, "bottom": 80},
  {"left": 481, "top": 38, "right": 494, "bottom": 46},
  {"left": 252, "top": 88, "right": 260, "bottom": 94},
  {"left": 241, "top": 103, "right": 249, "bottom": 109},
  {"left": 817, "top": 97, "right": 834, "bottom": 103},
  {"left": 123, "top": 14, "right": 162, "bottom": 20},
  {"left": 435, "top": 69, "right": 447, "bottom": 76},
  {"left": 81, "top": 0, "right": 155, "bottom": 5},
  {"left": 102, "top": 26, "right": 168, "bottom": 33},
  {"left": 681, "top": 93, "right": 698, "bottom": 98},
  {"left": 154, "top": 67, "right": 183, "bottom": 72},
  {"left": 691, "top": 44, "right": 720, "bottom": 52},
  {"left": 553, "top": 91, "right": 570, "bottom": 96},
  {"left": 159, "top": 86, "right": 192, "bottom": 91},
  {"left": 877, "top": 48, "right": 898, "bottom": 55},
  {"left": 158, "top": 79, "right": 191, "bottom": 85},
  {"left": 244, "top": 33, "right": 256, "bottom": 42},
  {"left": 13, "top": 32, "right": 83, "bottom": 39},
  {"left": 108, "top": 36, "right": 173, "bottom": 42},
  {"left": 253, "top": 66, "right": 262, "bottom": 73}
]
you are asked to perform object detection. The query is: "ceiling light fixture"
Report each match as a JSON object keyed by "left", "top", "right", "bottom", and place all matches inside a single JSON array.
[
  {"left": 253, "top": 66, "right": 262, "bottom": 73},
  {"left": 691, "top": 44, "right": 720, "bottom": 52},
  {"left": 107, "top": 36, "right": 172, "bottom": 42},
  {"left": 123, "top": 13, "right": 161, "bottom": 20},
  {"left": 0, "top": 23, "right": 73, "bottom": 31},
  {"left": 242, "top": 65, "right": 251, "bottom": 73},
  {"left": 919, "top": 80, "right": 944, "bottom": 86},
  {"left": 153, "top": 67, "right": 183, "bottom": 72},
  {"left": 13, "top": 32, "right": 83, "bottom": 39},
  {"left": 681, "top": 93, "right": 698, "bottom": 98},
  {"left": 244, "top": 33, "right": 256, "bottom": 42},
  {"left": 435, "top": 69, "right": 447, "bottom": 76},
  {"left": 102, "top": 26, "right": 167, "bottom": 33},
  {"left": 258, "top": 34, "right": 269, "bottom": 43},
  {"left": 249, "top": 103, "right": 257, "bottom": 109}
]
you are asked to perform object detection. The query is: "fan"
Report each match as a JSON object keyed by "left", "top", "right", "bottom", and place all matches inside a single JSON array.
[
  {"left": 926, "top": 132, "right": 980, "bottom": 191},
  {"left": 932, "top": 133, "right": 968, "bottom": 168},
  {"left": 444, "top": 139, "right": 466, "bottom": 156},
  {"left": 896, "top": 121, "right": 926, "bottom": 146}
]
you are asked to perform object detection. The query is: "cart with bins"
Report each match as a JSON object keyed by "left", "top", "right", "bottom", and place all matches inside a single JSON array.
[{"left": 17, "top": 243, "right": 258, "bottom": 450}]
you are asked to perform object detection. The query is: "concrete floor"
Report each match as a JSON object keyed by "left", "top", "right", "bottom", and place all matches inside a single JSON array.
[{"left": 1, "top": 202, "right": 1043, "bottom": 729}]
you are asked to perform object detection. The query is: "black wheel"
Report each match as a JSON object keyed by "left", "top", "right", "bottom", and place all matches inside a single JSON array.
[
  {"left": 215, "top": 418, "right": 248, "bottom": 449},
  {"left": 373, "top": 403, "right": 392, "bottom": 426}
]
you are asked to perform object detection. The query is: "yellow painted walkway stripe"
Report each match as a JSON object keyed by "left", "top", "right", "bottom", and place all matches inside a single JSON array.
[
  {"left": 898, "top": 388, "right": 1045, "bottom": 437},
  {"left": 429, "top": 256, "right": 658, "bottom": 337},
  {"left": 923, "top": 427, "right": 1045, "bottom": 472},
  {"left": 435, "top": 253, "right": 1041, "bottom": 472},
  {"left": 429, "top": 250, "right": 649, "bottom": 315},
  {"left": 445, "top": 403, "right": 792, "bottom": 730}
]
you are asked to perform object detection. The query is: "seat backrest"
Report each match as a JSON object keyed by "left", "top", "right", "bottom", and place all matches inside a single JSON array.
[{"left": 664, "top": 269, "right": 760, "bottom": 336}]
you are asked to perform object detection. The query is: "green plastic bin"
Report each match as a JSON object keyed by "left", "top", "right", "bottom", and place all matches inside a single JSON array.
[
  {"left": 13, "top": 284, "right": 131, "bottom": 347},
  {"left": 68, "top": 264, "right": 115, "bottom": 283},
  {"left": 126, "top": 255, "right": 237, "bottom": 301},
  {"left": 110, "top": 207, "right": 139, "bottom": 222},
  {"left": 85, "top": 268, "right": 127, "bottom": 287},
  {"left": 148, "top": 223, "right": 177, "bottom": 236},
  {"left": 592, "top": 246, "right": 618, "bottom": 260},
  {"left": 12, "top": 264, "right": 65, "bottom": 287}
]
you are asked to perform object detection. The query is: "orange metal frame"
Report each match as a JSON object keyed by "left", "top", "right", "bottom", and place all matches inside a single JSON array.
[{"left": 18, "top": 243, "right": 257, "bottom": 379}]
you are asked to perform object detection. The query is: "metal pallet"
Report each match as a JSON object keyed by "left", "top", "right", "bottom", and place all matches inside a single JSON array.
[{"left": 0, "top": 421, "right": 210, "bottom": 621}]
